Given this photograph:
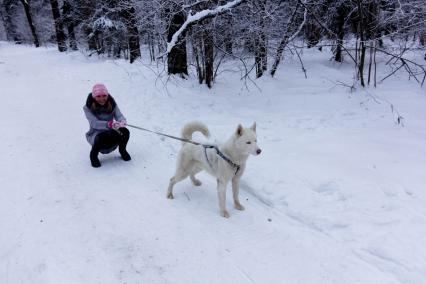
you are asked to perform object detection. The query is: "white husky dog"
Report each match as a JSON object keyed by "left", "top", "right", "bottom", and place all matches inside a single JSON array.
[{"left": 167, "top": 121, "right": 261, "bottom": 218}]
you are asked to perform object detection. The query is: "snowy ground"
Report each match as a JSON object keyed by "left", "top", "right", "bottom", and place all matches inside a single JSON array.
[{"left": 1, "top": 42, "right": 425, "bottom": 284}]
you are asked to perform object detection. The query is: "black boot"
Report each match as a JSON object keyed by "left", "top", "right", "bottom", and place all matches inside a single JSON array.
[
  {"left": 118, "top": 128, "right": 131, "bottom": 161},
  {"left": 119, "top": 147, "right": 131, "bottom": 161},
  {"left": 90, "top": 149, "right": 101, "bottom": 168}
]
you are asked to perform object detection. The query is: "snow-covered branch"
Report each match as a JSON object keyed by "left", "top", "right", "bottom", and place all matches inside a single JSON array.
[
  {"left": 287, "top": 6, "right": 307, "bottom": 43},
  {"left": 166, "top": 0, "right": 246, "bottom": 54}
]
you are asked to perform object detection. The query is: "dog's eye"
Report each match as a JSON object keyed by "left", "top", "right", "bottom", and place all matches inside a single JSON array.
[{"left": 246, "top": 141, "right": 251, "bottom": 144}]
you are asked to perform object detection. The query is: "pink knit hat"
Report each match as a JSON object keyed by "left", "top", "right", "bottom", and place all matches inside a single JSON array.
[{"left": 92, "top": 83, "right": 109, "bottom": 98}]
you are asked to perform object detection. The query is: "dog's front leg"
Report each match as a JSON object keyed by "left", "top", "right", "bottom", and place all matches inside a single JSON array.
[
  {"left": 217, "top": 179, "right": 230, "bottom": 218},
  {"left": 232, "top": 176, "right": 245, "bottom": 211}
]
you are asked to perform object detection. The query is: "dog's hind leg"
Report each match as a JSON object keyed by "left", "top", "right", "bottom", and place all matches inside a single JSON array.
[
  {"left": 190, "top": 168, "right": 202, "bottom": 186},
  {"left": 232, "top": 176, "right": 245, "bottom": 211},
  {"left": 167, "top": 169, "right": 189, "bottom": 199},
  {"left": 167, "top": 152, "right": 193, "bottom": 199}
]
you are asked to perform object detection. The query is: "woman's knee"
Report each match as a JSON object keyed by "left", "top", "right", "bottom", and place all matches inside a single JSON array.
[
  {"left": 119, "top": 127, "right": 130, "bottom": 142},
  {"left": 94, "top": 130, "right": 119, "bottom": 148},
  {"left": 120, "top": 127, "right": 130, "bottom": 137}
]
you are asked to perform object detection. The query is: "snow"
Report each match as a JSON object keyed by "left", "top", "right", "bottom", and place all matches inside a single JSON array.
[{"left": 1, "top": 41, "right": 426, "bottom": 284}]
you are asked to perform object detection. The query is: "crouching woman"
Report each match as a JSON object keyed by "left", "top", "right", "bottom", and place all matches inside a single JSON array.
[{"left": 83, "top": 83, "right": 131, "bottom": 168}]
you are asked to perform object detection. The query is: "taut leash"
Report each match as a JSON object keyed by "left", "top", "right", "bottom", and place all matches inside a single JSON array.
[
  {"left": 126, "top": 123, "right": 240, "bottom": 174},
  {"left": 126, "top": 123, "right": 202, "bottom": 146}
]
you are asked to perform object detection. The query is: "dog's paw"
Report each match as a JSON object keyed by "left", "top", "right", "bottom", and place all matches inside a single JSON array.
[
  {"left": 234, "top": 203, "right": 245, "bottom": 211},
  {"left": 167, "top": 192, "right": 174, "bottom": 199},
  {"left": 220, "top": 210, "right": 230, "bottom": 218}
]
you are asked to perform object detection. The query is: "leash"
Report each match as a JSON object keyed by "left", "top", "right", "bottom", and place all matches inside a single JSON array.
[
  {"left": 126, "top": 123, "right": 203, "bottom": 145},
  {"left": 126, "top": 123, "right": 240, "bottom": 174}
]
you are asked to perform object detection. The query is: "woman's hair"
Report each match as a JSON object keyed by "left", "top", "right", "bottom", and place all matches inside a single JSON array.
[{"left": 91, "top": 100, "right": 112, "bottom": 112}]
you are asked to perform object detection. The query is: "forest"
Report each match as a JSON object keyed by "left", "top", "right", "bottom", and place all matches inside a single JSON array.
[{"left": 1, "top": 0, "right": 425, "bottom": 88}]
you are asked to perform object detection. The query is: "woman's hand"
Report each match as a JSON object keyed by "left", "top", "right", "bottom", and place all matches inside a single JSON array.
[{"left": 107, "top": 120, "right": 126, "bottom": 130}]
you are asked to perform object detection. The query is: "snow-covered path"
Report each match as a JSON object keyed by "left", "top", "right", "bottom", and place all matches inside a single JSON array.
[{"left": 1, "top": 43, "right": 426, "bottom": 283}]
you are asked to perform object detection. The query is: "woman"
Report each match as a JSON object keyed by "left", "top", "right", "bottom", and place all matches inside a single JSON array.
[{"left": 83, "top": 83, "right": 131, "bottom": 168}]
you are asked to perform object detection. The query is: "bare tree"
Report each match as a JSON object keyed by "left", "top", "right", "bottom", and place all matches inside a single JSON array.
[
  {"left": 270, "top": 1, "right": 307, "bottom": 77},
  {"left": 2, "top": 0, "right": 21, "bottom": 43},
  {"left": 121, "top": 4, "right": 141, "bottom": 63},
  {"left": 203, "top": 25, "right": 214, "bottom": 87},
  {"left": 20, "top": 0, "right": 40, "bottom": 47},
  {"left": 253, "top": 0, "right": 268, "bottom": 78},
  {"left": 62, "top": 0, "right": 78, "bottom": 50},
  {"left": 165, "top": 0, "right": 246, "bottom": 81},
  {"left": 167, "top": 6, "right": 188, "bottom": 76},
  {"left": 49, "top": 0, "right": 67, "bottom": 52},
  {"left": 165, "top": 0, "right": 246, "bottom": 54}
]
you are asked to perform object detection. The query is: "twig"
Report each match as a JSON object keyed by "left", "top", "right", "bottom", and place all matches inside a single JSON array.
[
  {"left": 292, "top": 45, "right": 307, "bottom": 78},
  {"left": 380, "top": 63, "right": 405, "bottom": 83}
]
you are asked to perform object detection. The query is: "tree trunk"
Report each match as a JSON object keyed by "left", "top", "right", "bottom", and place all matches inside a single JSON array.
[
  {"left": 2, "top": 0, "right": 21, "bottom": 43},
  {"left": 62, "top": 1, "right": 77, "bottom": 50},
  {"left": 67, "top": 24, "right": 77, "bottom": 50},
  {"left": 270, "top": 37, "right": 286, "bottom": 77},
  {"left": 254, "top": 0, "right": 267, "bottom": 78},
  {"left": 260, "top": 32, "right": 267, "bottom": 71},
  {"left": 270, "top": 5, "right": 300, "bottom": 77},
  {"left": 255, "top": 39, "right": 263, "bottom": 78},
  {"left": 194, "top": 45, "right": 204, "bottom": 84},
  {"left": 203, "top": 27, "right": 214, "bottom": 88},
  {"left": 358, "top": 34, "right": 366, "bottom": 87},
  {"left": 148, "top": 32, "right": 155, "bottom": 62},
  {"left": 356, "top": 0, "right": 366, "bottom": 87},
  {"left": 255, "top": 34, "right": 267, "bottom": 78},
  {"left": 121, "top": 6, "right": 141, "bottom": 63},
  {"left": 49, "top": 0, "right": 67, "bottom": 52},
  {"left": 0, "top": 8, "right": 5, "bottom": 38},
  {"left": 367, "top": 43, "right": 374, "bottom": 85},
  {"left": 366, "top": 2, "right": 378, "bottom": 86},
  {"left": 334, "top": 6, "right": 345, "bottom": 62},
  {"left": 421, "top": 32, "right": 426, "bottom": 61},
  {"left": 78, "top": 0, "right": 96, "bottom": 51},
  {"left": 305, "top": 21, "right": 321, "bottom": 48},
  {"left": 373, "top": 40, "right": 377, "bottom": 87},
  {"left": 167, "top": 11, "right": 188, "bottom": 76},
  {"left": 420, "top": 32, "right": 426, "bottom": 46},
  {"left": 223, "top": 14, "right": 233, "bottom": 55},
  {"left": 20, "top": 0, "right": 39, "bottom": 47},
  {"left": 190, "top": 30, "right": 204, "bottom": 84},
  {"left": 84, "top": 26, "right": 97, "bottom": 51}
]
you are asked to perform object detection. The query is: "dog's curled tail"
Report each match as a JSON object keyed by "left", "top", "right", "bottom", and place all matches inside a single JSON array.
[{"left": 182, "top": 121, "right": 210, "bottom": 144}]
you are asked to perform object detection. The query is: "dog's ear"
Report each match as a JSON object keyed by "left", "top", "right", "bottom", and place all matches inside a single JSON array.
[
  {"left": 236, "top": 124, "right": 244, "bottom": 136},
  {"left": 251, "top": 122, "right": 256, "bottom": 132}
]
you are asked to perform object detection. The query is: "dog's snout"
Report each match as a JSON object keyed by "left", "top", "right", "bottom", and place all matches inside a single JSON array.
[{"left": 256, "top": 149, "right": 262, "bottom": 155}]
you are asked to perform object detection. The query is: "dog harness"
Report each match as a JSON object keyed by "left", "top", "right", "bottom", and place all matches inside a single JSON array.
[{"left": 203, "top": 145, "right": 240, "bottom": 175}]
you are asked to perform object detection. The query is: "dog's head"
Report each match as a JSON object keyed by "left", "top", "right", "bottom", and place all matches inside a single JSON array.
[{"left": 234, "top": 122, "right": 262, "bottom": 156}]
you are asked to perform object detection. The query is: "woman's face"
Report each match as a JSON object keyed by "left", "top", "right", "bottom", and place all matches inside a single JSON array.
[{"left": 94, "top": 94, "right": 108, "bottom": 105}]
